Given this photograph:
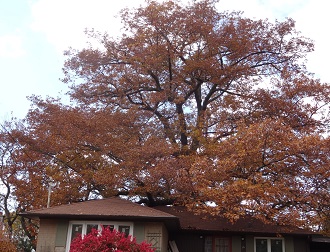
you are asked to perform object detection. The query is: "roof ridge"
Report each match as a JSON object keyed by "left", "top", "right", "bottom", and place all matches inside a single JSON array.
[{"left": 20, "top": 197, "right": 178, "bottom": 219}]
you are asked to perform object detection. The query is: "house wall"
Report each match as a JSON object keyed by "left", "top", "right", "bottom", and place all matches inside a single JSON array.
[
  {"left": 133, "top": 222, "right": 145, "bottom": 243},
  {"left": 36, "top": 218, "right": 309, "bottom": 252},
  {"left": 37, "top": 219, "right": 169, "bottom": 252},
  {"left": 162, "top": 223, "right": 169, "bottom": 252},
  {"left": 294, "top": 236, "right": 310, "bottom": 252},
  {"left": 285, "top": 236, "right": 294, "bottom": 252},
  {"left": 36, "top": 219, "right": 69, "bottom": 252},
  {"left": 144, "top": 222, "right": 168, "bottom": 252},
  {"left": 36, "top": 219, "right": 57, "bottom": 252},
  {"left": 245, "top": 235, "right": 254, "bottom": 252},
  {"left": 171, "top": 233, "right": 303, "bottom": 252},
  {"left": 232, "top": 235, "right": 242, "bottom": 252},
  {"left": 172, "top": 233, "right": 246, "bottom": 252},
  {"left": 173, "top": 233, "right": 205, "bottom": 252}
]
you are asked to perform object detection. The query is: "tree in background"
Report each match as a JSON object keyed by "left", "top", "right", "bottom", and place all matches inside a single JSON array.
[
  {"left": 10, "top": 0, "right": 330, "bottom": 233},
  {"left": 0, "top": 122, "right": 38, "bottom": 251},
  {"left": 0, "top": 122, "right": 19, "bottom": 240}
]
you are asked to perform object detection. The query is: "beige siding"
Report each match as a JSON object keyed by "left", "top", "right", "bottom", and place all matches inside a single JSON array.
[
  {"left": 285, "top": 236, "right": 294, "bottom": 252},
  {"left": 36, "top": 219, "right": 57, "bottom": 252},
  {"left": 134, "top": 222, "right": 145, "bottom": 243},
  {"left": 54, "top": 247, "right": 65, "bottom": 252},
  {"left": 144, "top": 222, "right": 168, "bottom": 252}
]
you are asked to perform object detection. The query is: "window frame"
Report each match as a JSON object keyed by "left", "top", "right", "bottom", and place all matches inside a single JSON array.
[
  {"left": 205, "top": 236, "right": 232, "bottom": 252},
  {"left": 65, "top": 220, "right": 133, "bottom": 252},
  {"left": 254, "top": 237, "right": 285, "bottom": 252}
]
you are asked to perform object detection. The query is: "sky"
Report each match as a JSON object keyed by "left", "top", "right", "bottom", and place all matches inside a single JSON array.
[{"left": 0, "top": 0, "right": 329, "bottom": 121}]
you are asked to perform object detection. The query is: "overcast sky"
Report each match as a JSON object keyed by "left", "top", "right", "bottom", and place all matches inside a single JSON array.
[{"left": 0, "top": 0, "right": 328, "bottom": 121}]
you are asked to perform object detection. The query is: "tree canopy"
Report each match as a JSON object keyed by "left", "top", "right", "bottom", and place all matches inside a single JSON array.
[{"left": 7, "top": 0, "right": 330, "bottom": 232}]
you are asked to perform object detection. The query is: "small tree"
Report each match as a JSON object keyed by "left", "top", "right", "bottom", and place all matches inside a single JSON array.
[{"left": 70, "top": 227, "right": 155, "bottom": 252}]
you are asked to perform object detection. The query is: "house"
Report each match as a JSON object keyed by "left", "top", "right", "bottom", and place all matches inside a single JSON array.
[{"left": 21, "top": 197, "right": 329, "bottom": 252}]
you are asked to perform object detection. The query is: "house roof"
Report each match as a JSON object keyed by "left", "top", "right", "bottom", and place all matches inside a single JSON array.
[
  {"left": 311, "top": 235, "right": 330, "bottom": 243},
  {"left": 153, "top": 205, "right": 314, "bottom": 236},
  {"left": 21, "top": 197, "right": 177, "bottom": 222},
  {"left": 21, "top": 197, "right": 314, "bottom": 236}
]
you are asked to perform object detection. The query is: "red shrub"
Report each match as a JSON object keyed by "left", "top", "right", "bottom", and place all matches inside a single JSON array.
[{"left": 70, "top": 227, "right": 155, "bottom": 252}]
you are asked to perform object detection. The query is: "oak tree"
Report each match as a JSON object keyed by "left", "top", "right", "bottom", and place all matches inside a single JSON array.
[{"left": 16, "top": 0, "right": 330, "bottom": 231}]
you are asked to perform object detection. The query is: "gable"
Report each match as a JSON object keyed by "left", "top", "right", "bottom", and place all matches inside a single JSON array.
[{"left": 21, "top": 197, "right": 177, "bottom": 222}]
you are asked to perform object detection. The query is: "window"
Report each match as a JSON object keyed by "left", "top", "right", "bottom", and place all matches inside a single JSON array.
[
  {"left": 118, "top": 225, "right": 131, "bottom": 237},
  {"left": 255, "top": 238, "right": 285, "bottom": 252},
  {"left": 70, "top": 224, "right": 83, "bottom": 242},
  {"left": 205, "top": 236, "right": 231, "bottom": 252},
  {"left": 66, "top": 221, "right": 133, "bottom": 252},
  {"left": 86, "top": 224, "right": 98, "bottom": 234}
]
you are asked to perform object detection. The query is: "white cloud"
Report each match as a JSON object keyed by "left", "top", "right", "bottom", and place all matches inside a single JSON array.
[
  {"left": 29, "top": 0, "right": 330, "bottom": 83},
  {"left": 216, "top": 0, "right": 275, "bottom": 20},
  {"left": 30, "top": 0, "right": 276, "bottom": 53},
  {"left": 30, "top": 0, "right": 145, "bottom": 52},
  {"left": 257, "top": 0, "right": 308, "bottom": 17},
  {"left": 290, "top": 1, "right": 330, "bottom": 82},
  {"left": 0, "top": 34, "right": 25, "bottom": 58}
]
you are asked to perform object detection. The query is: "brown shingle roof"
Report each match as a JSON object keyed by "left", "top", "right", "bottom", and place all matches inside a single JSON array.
[
  {"left": 21, "top": 197, "right": 177, "bottom": 221},
  {"left": 153, "top": 206, "right": 313, "bottom": 235},
  {"left": 21, "top": 198, "right": 314, "bottom": 235}
]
